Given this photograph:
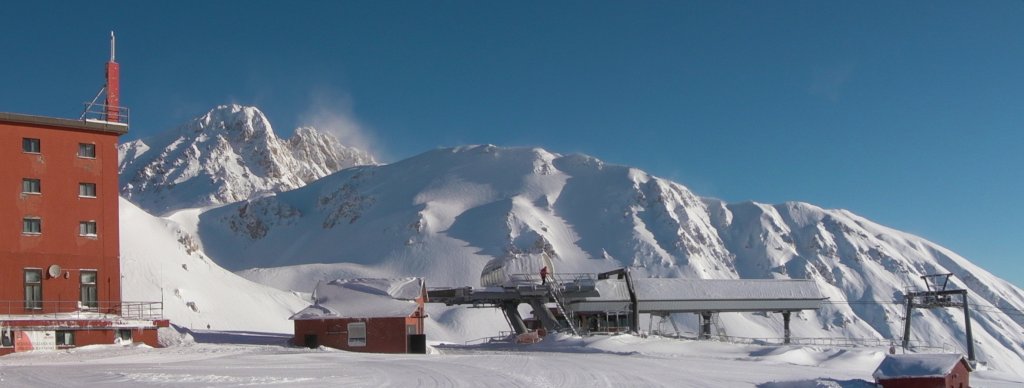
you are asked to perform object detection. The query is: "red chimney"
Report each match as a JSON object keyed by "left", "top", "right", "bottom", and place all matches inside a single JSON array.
[{"left": 105, "top": 31, "right": 120, "bottom": 122}]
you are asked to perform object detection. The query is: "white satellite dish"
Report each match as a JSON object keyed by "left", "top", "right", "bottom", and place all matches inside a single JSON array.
[{"left": 48, "top": 264, "right": 62, "bottom": 278}]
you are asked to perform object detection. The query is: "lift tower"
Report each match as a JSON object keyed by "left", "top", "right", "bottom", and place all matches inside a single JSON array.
[{"left": 901, "top": 273, "right": 975, "bottom": 363}]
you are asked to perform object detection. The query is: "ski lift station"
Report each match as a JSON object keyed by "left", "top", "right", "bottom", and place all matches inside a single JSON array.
[{"left": 428, "top": 254, "right": 826, "bottom": 343}]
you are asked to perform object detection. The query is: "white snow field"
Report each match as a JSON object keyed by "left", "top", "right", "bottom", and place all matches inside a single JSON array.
[{"left": 1, "top": 334, "right": 1021, "bottom": 387}]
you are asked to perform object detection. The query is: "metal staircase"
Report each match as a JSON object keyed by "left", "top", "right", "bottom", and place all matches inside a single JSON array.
[
  {"left": 712, "top": 312, "right": 728, "bottom": 338},
  {"left": 546, "top": 281, "right": 579, "bottom": 336}
]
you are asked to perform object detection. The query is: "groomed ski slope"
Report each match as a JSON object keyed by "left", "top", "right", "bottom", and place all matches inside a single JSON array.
[{"left": 1, "top": 334, "right": 1020, "bottom": 387}]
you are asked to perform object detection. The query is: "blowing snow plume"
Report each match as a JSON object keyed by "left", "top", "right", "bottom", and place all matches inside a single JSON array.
[{"left": 300, "top": 92, "right": 383, "bottom": 162}]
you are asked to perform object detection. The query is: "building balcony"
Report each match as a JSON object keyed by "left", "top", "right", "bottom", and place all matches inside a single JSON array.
[{"left": 0, "top": 300, "right": 162, "bottom": 322}]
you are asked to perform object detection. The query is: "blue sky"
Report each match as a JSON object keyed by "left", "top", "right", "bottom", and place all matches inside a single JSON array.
[{"left": 2, "top": 1, "right": 1022, "bottom": 287}]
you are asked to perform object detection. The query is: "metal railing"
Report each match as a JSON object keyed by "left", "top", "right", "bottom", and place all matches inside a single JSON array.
[
  {"left": 81, "top": 102, "right": 129, "bottom": 125},
  {"left": 464, "top": 331, "right": 518, "bottom": 346},
  {"left": 666, "top": 334, "right": 960, "bottom": 353},
  {"left": 0, "top": 300, "right": 162, "bottom": 321},
  {"left": 508, "top": 272, "right": 597, "bottom": 285}
]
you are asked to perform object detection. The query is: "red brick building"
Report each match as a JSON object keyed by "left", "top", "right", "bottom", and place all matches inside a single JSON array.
[
  {"left": 0, "top": 33, "right": 165, "bottom": 355},
  {"left": 873, "top": 354, "right": 972, "bottom": 388},
  {"left": 291, "top": 278, "right": 427, "bottom": 353}
]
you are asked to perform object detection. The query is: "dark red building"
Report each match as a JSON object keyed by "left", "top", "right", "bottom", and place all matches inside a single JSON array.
[
  {"left": 873, "top": 354, "right": 972, "bottom": 388},
  {"left": 291, "top": 278, "right": 427, "bottom": 353},
  {"left": 1, "top": 33, "right": 165, "bottom": 355}
]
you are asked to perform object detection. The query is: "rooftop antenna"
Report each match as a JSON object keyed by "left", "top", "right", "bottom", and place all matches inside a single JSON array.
[
  {"left": 104, "top": 31, "right": 120, "bottom": 122},
  {"left": 81, "top": 31, "right": 124, "bottom": 123}
]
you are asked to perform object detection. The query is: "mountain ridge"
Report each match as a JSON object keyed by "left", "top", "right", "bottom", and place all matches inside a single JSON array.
[
  {"left": 118, "top": 104, "right": 377, "bottom": 215},
  {"left": 178, "top": 144, "right": 1024, "bottom": 371},
  {"left": 116, "top": 109, "right": 1024, "bottom": 372}
]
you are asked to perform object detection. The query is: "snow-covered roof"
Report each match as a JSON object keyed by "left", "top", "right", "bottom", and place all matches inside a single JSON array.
[
  {"left": 873, "top": 354, "right": 971, "bottom": 380},
  {"left": 290, "top": 278, "right": 424, "bottom": 320},
  {"left": 633, "top": 278, "right": 823, "bottom": 300},
  {"left": 571, "top": 278, "right": 824, "bottom": 313}
]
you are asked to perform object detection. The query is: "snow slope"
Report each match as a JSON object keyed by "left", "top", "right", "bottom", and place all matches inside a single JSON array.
[
  {"left": 118, "top": 104, "right": 377, "bottom": 215},
  {"left": 178, "top": 145, "right": 1024, "bottom": 372},
  {"left": 119, "top": 198, "right": 309, "bottom": 332}
]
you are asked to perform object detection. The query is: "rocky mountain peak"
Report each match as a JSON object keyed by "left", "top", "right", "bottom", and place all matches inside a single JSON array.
[{"left": 118, "top": 105, "right": 377, "bottom": 215}]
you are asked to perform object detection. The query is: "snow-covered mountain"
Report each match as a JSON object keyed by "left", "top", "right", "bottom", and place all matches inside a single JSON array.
[
  {"left": 118, "top": 104, "right": 377, "bottom": 215},
  {"left": 177, "top": 145, "right": 1024, "bottom": 372},
  {"left": 119, "top": 197, "right": 309, "bottom": 333}
]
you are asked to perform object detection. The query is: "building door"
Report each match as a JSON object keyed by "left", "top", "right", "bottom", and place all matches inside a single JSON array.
[
  {"left": 407, "top": 334, "right": 426, "bottom": 354},
  {"left": 304, "top": 334, "right": 318, "bottom": 349}
]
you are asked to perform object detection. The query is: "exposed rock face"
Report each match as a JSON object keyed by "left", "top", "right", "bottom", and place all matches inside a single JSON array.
[{"left": 118, "top": 105, "right": 376, "bottom": 214}]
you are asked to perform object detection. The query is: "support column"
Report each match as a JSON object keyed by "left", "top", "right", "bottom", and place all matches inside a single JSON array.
[
  {"left": 782, "top": 311, "right": 792, "bottom": 345},
  {"left": 902, "top": 295, "right": 914, "bottom": 350},
  {"left": 961, "top": 290, "right": 975, "bottom": 363},
  {"left": 700, "top": 312, "right": 712, "bottom": 340},
  {"left": 502, "top": 302, "right": 528, "bottom": 335},
  {"left": 527, "top": 299, "right": 560, "bottom": 333}
]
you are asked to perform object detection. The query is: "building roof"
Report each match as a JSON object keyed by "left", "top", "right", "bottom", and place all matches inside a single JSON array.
[
  {"left": 0, "top": 112, "right": 128, "bottom": 135},
  {"left": 290, "top": 278, "right": 424, "bottom": 320},
  {"left": 873, "top": 354, "right": 971, "bottom": 380},
  {"left": 633, "top": 278, "right": 823, "bottom": 300},
  {"left": 570, "top": 278, "right": 825, "bottom": 313}
]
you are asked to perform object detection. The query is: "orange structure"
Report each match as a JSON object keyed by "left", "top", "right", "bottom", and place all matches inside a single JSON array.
[{"left": 0, "top": 33, "right": 165, "bottom": 355}]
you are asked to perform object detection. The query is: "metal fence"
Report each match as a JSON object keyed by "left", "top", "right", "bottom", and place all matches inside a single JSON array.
[
  {"left": 683, "top": 334, "right": 960, "bottom": 353},
  {"left": 0, "top": 300, "right": 162, "bottom": 321},
  {"left": 81, "top": 102, "right": 129, "bottom": 125}
]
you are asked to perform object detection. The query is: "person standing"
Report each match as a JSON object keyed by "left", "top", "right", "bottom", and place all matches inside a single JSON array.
[{"left": 540, "top": 266, "right": 549, "bottom": 285}]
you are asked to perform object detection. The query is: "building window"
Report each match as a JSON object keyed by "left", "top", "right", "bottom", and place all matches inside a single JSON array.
[
  {"left": 407, "top": 324, "right": 418, "bottom": 335},
  {"left": 1, "top": 329, "right": 12, "bottom": 347},
  {"left": 79, "top": 183, "right": 97, "bottom": 198},
  {"left": 22, "top": 178, "right": 41, "bottom": 194},
  {"left": 23, "top": 218, "right": 41, "bottom": 234},
  {"left": 78, "top": 143, "right": 96, "bottom": 158},
  {"left": 56, "top": 330, "right": 75, "bottom": 347},
  {"left": 347, "top": 322, "right": 366, "bottom": 347},
  {"left": 22, "top": 138, "right": 40, "bottom": 153},
  {"left": 25, "top": 269, "right": 42, "bottom": 310},
  {"left": 79, "top": 221, "right": 97, "bottom": 237},
  {"left": 80, "top": 271, "right": 98, "bottom": 308},
  {"left": 115, "top": 329, "right": 133, "bottom": 343}
]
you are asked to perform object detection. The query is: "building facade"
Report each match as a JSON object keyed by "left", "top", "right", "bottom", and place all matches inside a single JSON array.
[
  {"left": 0, "top": 113, "right": 166, "bottom": 355},
  {"left": 873, "top": 354, "right": 972, "bottom": 388},
  {"left": 291, "top": 278, "right": 427, "bottom": 353}
]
